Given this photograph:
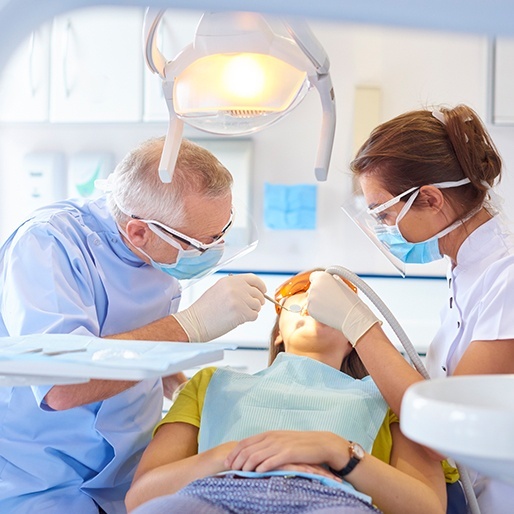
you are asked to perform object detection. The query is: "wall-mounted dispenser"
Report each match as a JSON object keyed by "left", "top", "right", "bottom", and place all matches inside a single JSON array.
[{"left": 23, "top": 152, "right": 66, "bottom": 211}]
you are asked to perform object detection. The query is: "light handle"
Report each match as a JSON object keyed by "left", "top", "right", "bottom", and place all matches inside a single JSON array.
[
  {"left": 312, "top": 73, "right": 336, "bottom": 181},
  {"left": 159, "top": 110, "right": 184, "bottom": 183}
]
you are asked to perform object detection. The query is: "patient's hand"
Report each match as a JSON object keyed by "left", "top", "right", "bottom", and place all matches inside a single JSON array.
[{"left": 225, "top": 430, "right": 347, "bottom": 473}]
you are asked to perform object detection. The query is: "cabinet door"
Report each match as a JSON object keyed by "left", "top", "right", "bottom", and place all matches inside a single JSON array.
[
  {"left": 0, "top": 24, "right": 51, "bottom": 122},
  {"left": 143, "top": 9, "right": 201, "bottom": 122},
  {"left": 49, "top": 6, "right": 143, "bottom": 122},
  {"left": 492, "top": 37, "right": 514, "bottom": 125}
]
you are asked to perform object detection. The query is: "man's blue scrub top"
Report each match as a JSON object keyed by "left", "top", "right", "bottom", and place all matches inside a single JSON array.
[{"left": 0, "top": 196, "right": 181, "bottom": 513}]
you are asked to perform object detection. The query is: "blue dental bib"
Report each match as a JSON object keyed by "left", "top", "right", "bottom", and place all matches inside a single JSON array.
[{"left": 199, "top": 353, "right": 388, "bottom": 453}]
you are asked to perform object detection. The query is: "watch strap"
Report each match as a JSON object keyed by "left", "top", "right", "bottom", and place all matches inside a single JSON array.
[{"left": 329, "top": 441, "right": 363, "bottom": 478}]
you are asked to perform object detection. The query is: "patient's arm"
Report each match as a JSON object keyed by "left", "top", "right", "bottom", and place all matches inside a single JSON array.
[
  {"left": 226, "top": 426, "right": 446, "bottom": 514},
  {"left": 350, "top": 424, "right": 446, "bottom": 514},
  {"left": 125, "top": 422, "right": 236, "bottom": 513}
]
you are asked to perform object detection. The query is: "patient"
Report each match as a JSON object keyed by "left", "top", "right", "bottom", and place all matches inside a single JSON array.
[{"left": 126, "top": 270, "right": 448, "bottom": 514}]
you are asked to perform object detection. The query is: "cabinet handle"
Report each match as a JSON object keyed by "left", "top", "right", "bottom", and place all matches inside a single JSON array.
[
  {"left": 28, "top": 31, "right": 38, "bottom": 97},
  {"left": 62, "top": 19, "right": 73, "bottom": 97}
]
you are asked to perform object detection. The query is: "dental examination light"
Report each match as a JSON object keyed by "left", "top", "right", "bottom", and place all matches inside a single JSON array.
[
  {"left": 143, "top": 8, "right": 336, "bottom": 183},
  {"left": 325, "top": 265, "right": 481, "bottom": 514}
]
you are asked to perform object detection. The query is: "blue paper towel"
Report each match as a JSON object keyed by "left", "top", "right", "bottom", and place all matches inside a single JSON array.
[{"left": 264, "top": 183, "right": 317, "bottom": 230}]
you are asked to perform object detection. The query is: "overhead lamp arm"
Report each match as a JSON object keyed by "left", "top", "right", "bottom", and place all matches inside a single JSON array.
[
  {"left": 283, "top": 17, "right": 331, "bottom": 75},
  {"left": 284, "top": 17, "right": 335, "bottom": 181},
  {"left": 144, "top": 7, "right": 183, "bottom": 183},
  {"left": 143, "top": 7, "right": 167, "bottom": 78}
]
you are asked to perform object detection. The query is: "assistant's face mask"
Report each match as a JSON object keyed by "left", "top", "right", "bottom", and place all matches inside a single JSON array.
[
  {"left": 370, "top": 178, "right": 475, "bottom": 264},
  {"left": 374, "top": 223, "right": 442, "bottom": 264}
]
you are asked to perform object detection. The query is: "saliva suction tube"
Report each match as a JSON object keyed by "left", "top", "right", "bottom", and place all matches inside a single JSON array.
[{"left": 324, "top": 265, "right": 481, "bottom": 514}]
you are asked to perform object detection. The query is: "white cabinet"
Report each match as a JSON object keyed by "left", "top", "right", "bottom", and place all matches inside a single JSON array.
[
  {"left": 0, "top": 24, "right": 51, "bottom": 122},
  {"left": 49, "top": 7, "right": 144, "bottom": 122},
  {"left": 143, "top": 9, "right": 201, "bottom": 122},
  {"left": 0, "top": 7, "right": 203, "bottom": 124}
]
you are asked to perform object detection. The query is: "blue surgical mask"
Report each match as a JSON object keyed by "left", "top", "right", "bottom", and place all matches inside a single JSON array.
[
  {"left": 148, "top": 245, "right": 224, "bottom": 280},
  {"left": 375, "top": 225, "right": 443, "bottom": 264},
  {"left": 118, "top": 223, "right": 224, "bottom": 280},
  {"left": 372, "top": 178, "right": 477, "bottom": 264}
]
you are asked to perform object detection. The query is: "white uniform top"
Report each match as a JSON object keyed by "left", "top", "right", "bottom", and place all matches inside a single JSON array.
[
  {"left": 0, "top": 196, "right": 182, "bottom": 514},
  {"left": 426, "top": 214, "right": 514, "bottom": 514}
]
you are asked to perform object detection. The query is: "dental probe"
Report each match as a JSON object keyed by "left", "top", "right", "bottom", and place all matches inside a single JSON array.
[{"left": 263, "top": 293, "right": 302, "bottom": 313}]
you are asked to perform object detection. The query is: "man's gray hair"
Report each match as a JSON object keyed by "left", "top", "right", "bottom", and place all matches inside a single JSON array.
[{"left": 108, "top": 137, "right": 233, "bottom": 226}]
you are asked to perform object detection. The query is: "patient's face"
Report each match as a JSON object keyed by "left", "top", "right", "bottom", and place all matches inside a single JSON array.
[{"left": 277, "top": 292, "right": 352, "bottom": 359}]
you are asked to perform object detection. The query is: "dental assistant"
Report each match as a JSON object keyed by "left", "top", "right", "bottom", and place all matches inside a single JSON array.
[
  {"left": 0, "top": 137, "right": 266, "bottom": 514},
  {"left": 307, "top": 104, "right": 514, "bottom": 514}
]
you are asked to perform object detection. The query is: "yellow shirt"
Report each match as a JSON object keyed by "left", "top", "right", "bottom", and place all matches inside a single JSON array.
[{"left": 156, "top": 367, "right": 458, "bottom": 483}]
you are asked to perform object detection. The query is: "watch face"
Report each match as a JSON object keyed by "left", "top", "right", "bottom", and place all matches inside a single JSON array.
[{"left": 351, "top": 442, "right": 365, "bottom": 459}]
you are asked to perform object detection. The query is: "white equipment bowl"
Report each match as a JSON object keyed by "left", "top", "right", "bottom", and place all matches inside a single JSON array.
[{"left": 401, "top": 375, "right": 514, "bottom": 486}]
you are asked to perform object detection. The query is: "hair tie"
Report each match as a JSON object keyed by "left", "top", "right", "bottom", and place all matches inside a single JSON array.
[{"left": 431, "top": 109, "right": 446, "bottom": 125}]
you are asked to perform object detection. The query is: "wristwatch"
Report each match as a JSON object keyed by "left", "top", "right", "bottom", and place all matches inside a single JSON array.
[{"left": 330, "top": 441, "right": 365, "bottom": 478}]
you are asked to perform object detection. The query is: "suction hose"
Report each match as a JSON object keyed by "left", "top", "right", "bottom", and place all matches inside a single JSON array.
[{"left": 325, "top": 265, "right": 481, "bottom": 514}]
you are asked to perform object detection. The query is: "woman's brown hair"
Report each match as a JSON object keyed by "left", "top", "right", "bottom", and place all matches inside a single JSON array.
[{"left": 350, "top": 104, "right": 502, "bottom": 219}]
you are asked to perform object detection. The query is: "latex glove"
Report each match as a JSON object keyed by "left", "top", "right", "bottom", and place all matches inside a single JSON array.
[
  {"left": 172, "top": 273, "right": 266, "bottom": 342},
  {"left": 307, "top": 271, "right": 381, "bottom": 347},
  {"left": 162, "top": 372, "right": 188, "bottom": 401}
]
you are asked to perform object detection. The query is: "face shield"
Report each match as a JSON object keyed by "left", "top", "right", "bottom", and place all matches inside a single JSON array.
[
  {"left": 342, "top": 178, "right": 472, "bottom": 276},
  {"left": 342, "top": 193, "right": 409, "bottom": 276}
]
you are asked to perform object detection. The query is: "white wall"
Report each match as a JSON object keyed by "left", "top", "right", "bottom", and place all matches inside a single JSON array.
[
  {"left": 0, "top": 10, "right": 513, "bottom": 371},
  {"left": 1, "top": 13, "right": 510, "bottom": 279}
]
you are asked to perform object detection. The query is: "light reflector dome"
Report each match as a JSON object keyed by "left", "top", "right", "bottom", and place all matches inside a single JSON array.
[{"left": 174, "top": 53, "right": 309, "bottom": 134}]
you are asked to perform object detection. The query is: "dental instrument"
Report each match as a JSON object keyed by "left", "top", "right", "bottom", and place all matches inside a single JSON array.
[
  {"left": 264, "top": 293, "right": 302, "bottom": 313},
  {"left": 323, "top": 265, "right": 481, "bottom": 514}
]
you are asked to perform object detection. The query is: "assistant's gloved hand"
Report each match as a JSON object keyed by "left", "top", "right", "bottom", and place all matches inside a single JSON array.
[
  {"left": 172, "top": 273, "right": 266, "bottom": 342},
  {"left": 307, "top": 271, "right": 382, "bottom": 347}
]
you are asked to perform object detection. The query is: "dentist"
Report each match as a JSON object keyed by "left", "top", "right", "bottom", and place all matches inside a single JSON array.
[
  {"left": 0, "top": 137, "right": 266, "bottom": 514},
  {"left": 307, "top": 104, "right": 514, "bottom": 514}
]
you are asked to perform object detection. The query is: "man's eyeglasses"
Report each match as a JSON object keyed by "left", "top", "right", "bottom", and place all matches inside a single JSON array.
[
  {"left": 136, "top": 208, "right": 234, "bottom": 253},
  {"left": 274, "top": 269, "right": 357, "bottom": 315}
]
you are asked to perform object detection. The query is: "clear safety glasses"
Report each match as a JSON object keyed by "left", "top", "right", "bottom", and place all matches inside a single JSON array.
[
  {"left": 142, "top": 208, "right": 234, "bottom": 253},
  {"left": 274, "top": 269, "right": 356, "bottom": 314},
  {"left": 367, "top": 186, "right": 419, "bottom": 222},
  {"left": 367, "top": 178, "right": 471, "bottom": 221}
]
